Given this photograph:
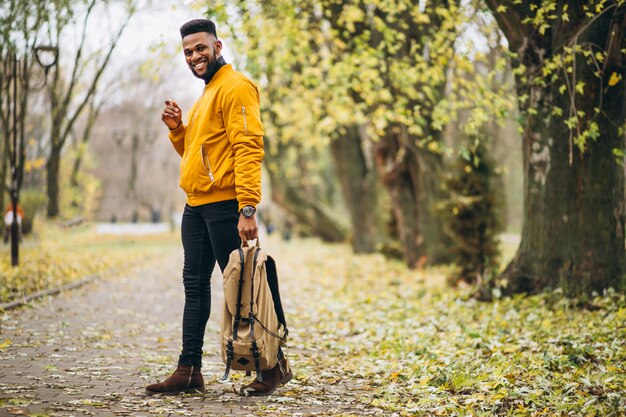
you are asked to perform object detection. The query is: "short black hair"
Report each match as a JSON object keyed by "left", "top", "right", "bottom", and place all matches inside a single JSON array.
[{"left": 180, "top": 19, "right": 217, "bottom": 39}]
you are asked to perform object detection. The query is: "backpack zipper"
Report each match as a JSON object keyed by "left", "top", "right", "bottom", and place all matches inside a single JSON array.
[
  {"left": 200, "top": 145, "right": 215, "bottom": 182},
  {"left": 242, "top": 106, "right": 248, "bottom": 135}
]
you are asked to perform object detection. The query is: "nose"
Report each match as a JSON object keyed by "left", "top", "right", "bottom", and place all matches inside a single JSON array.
[{"left": 191, "top": 50, "right": 201, "bottom": 62}]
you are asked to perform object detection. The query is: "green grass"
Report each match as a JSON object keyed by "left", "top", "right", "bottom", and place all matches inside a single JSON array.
[{"left": 0, "top": 222, "right": 178, "bottom": 305}]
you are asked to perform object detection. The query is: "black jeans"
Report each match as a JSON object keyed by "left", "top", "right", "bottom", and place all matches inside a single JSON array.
[{"left": 178, "top": 199, "right": 241, "bottom": 367}]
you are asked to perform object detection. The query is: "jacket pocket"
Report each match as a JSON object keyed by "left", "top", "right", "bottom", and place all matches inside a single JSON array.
[
  {"left": 200, "top": 144, "right": 215, "bottom": 182},
  {"left": 241, "top": 106, "right": 248, "bottom": 135}
]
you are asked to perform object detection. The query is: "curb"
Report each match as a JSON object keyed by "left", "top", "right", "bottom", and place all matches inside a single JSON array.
[{"left": 0, "top": 275, "right": 100, "bottom": 311}]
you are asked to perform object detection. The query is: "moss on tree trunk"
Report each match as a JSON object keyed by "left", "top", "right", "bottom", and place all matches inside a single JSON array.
[
  {"left": 488, "top": 2, "right": 626, "bottom": 297},
  {"left": 330, "top": 125, "right": 379, "bottom": 253}
]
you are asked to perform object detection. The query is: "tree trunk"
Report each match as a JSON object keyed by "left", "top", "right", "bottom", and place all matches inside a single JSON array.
[
  {"left": 46, "top": 142, "right": 62, "bottom": 218},
  {"left": 70, "top": 150, "right": 82, "bottom": 188},
  {"left": 374, "top": 127, "right": 421, "bottom": 267},
  {"left": 265, "top": 139, "right": 347, "bottom": 243},
  {"left": 0, "top": 130, "right": 8, "bottom": 235},
  {"left": 266, "top": 165, "right": 347, "bottom": 242},
  {"left": 374, "top": 124, "right": 449, "bottom": 267},
  {"left": 10, "top": 195, "right": 19, "bottom": 266},
  {"left": 71, "top": 100, "right": 101, "bottom": 187},
  {"left": 330, "top": 125, "right": 378, "bottom": 253},
  {"left": 417, "top": 149, "right": 450, "bottom": 264},
  {"left": 492, "top": 5, "right": 626, "bottom": 296}
]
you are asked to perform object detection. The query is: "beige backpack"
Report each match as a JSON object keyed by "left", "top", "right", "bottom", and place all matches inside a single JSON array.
[{"left": 221, "top": 243, "right": 288, "bottom": 382}]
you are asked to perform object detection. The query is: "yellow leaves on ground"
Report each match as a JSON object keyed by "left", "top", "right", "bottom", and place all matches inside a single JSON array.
[
  {"left": 0, "top": 222, "right": 178, "bottom": 305},
  {"left": 270, "top": 236, "right": 626, "bottom": 416},
  {"left": 2, "top": 229, "right": 624, "bottom": 415}
]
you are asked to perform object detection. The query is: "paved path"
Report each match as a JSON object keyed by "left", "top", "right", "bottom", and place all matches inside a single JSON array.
[{"left": 0, "top": 246, "right": 383, "bottom": 417}]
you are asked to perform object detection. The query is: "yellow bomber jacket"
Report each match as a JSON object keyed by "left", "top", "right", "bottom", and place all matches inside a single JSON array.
[{"left": 168, "top": 64, "right": 264, "bottom": 211}]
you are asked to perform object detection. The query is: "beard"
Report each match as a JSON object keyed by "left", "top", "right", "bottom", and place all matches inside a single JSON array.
[{"left": 191, "top": 55, "right": 226, "bottom": 84}]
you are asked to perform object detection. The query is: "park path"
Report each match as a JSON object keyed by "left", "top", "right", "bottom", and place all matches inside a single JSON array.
[{"left": 0, "top": 238, "right": 384, "bottom": 417}]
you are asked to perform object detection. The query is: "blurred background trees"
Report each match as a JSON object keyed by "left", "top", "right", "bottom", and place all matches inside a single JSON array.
[{"left": 1, "top": 0, "right": 624, "bottom": 299}]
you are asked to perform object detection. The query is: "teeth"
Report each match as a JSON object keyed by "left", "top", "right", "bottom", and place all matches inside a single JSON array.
[{"left": 194, "top": 61, "right": 207, "bottom": 70}]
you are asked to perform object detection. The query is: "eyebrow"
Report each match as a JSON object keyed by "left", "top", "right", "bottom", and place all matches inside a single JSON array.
[{"left": 183, "top": 42, "right": 208, "bottom": 53}]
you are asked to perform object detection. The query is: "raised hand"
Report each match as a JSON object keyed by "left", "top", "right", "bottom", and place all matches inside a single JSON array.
[{"left": 162, "top": 99, "right": 182, "bottom": 130}]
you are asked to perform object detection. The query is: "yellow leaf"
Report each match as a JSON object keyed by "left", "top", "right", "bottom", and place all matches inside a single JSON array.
[
  {"left": 427, "top": 141, "right": 440, "bottom": 153},
  {"left": 0, "top": 339, "right": 12, "bottom": 349},
  {"left": 608, "top": 72, "right": 622, "bottom": 86},
  {"left": 575, "top": 81, "right": 585, "bottom": 94}
]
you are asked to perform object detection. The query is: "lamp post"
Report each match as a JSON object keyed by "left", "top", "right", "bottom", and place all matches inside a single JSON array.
[{"left": 5, "top": 44, "right": 58, "bottom": 267}]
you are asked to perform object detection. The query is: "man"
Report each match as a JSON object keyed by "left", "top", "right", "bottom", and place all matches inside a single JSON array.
[{"left": 146, "top": 19, "right": 290, "bottom": 396}]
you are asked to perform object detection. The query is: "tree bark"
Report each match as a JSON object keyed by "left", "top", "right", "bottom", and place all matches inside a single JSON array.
[
  {"left": 417, "top": 148, "right": 450, "bottom": 264},
  {"left": 373, "top": 124, "right": 450, "bottom": 267},
  {"left": 374, "top": 127, "right": 421, "bottom": 267},
  {"left": 330, "top": 125, "right": 378, "bottom": 253},
  {"left": 265, "top": 139, "right": 347, "bottom": 243},
  {"left": 71, "top": 97, "right": 102, "bottom": 187},
  {"left": 46, "top": 143, "right": 62, "bottom": 218},
  {"left": 0, "top": 79, "right": 9, "bottom": 235},
  {"left": 487, "top": 2, "right": 626, "bottom": 296}
]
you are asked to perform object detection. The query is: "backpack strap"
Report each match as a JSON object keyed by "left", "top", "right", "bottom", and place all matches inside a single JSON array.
[
  {"left": 265, "top": 256, "right": 288, "bottom": 335},
  {"left": 222, "top": 248, "right": 245, "bottom": 381},
  {"left": 249, "top": 248, "right": 263, "bottom": 382}
]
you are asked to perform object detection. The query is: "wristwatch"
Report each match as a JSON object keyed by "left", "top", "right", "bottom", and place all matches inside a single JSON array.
[{"left": 240, "top": 205, "right": 256, "bottom": 218}]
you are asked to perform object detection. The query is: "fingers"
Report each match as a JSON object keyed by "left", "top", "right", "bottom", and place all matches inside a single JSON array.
[
  {"left": 163, "top": 100, "right": 181, "bottom": 118},
  {"left": 239, "top": 227, "right": 258, "bottom": 241},
  {"left": 162, "top": 107, "right": 179, "bottom": 119},
  {"left": 239, "top": 231, "right": 257, "bottom": 243},
  {"left": 165, "top": 99, "right": 181, "bottom": 110},
  {"left": 162, "top": 99, "right": 182, "bottom": 129},
  {"left": 237, "top": 218, "right": 258, "bottom": 242}
]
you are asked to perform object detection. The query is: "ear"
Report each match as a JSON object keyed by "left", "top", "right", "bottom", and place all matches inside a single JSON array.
[{"left": 214, "top": 39, "right": 223, "bottom": 55}]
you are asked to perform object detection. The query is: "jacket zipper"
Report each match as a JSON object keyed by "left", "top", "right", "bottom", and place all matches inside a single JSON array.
[
  {"left": 200, "top": 145, "right": 215, "bottom": 182},
  {"left": 242, "top": 106, "right": 248, "bottom": 135}
]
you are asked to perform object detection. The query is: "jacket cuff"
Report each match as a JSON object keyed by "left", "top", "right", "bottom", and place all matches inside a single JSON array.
[
  {"left": 238, "top": 201, "right": 258, "bottom": 212},
  {"left": 168, "top": 123, "right": 185, "bottom": 138}
]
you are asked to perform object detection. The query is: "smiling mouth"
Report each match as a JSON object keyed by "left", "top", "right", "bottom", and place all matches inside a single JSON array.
[{"left": 193, "top": 61, "right": 207, "bottom": 71}]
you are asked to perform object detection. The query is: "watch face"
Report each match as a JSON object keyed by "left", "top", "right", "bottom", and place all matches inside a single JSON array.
[{"left": 242, "top": 206, "right": 255, "bottom": 217}]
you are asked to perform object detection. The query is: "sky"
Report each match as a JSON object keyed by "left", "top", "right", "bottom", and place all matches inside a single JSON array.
[{"left": 83, "top": 0, "right": 236, "bottom": 110}]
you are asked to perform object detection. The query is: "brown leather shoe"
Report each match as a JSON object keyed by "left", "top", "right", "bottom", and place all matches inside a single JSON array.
[
  {"left": 239, "top": 356, "right": 292, "bottom": 397},
  {"left": 145, "top": 365, "right": 205, "bottom": 395}
]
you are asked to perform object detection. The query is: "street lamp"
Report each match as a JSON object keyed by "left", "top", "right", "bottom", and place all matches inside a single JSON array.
[
  {"left": 30, "top": 45, "right": 59, "bottom": 91},
  {"left": 4, "top": 43, "right": 58, "bottom": 266},
  {"left": 34, "top": 45, "right": 59, "bottom": 69}
]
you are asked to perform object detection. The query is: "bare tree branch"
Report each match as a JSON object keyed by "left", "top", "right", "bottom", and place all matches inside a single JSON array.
[
  {"left": 61, "top": 0, "right": 97, "bottom": 123},
  {"left": 59, "top": 9, "right": 134, "bottom": 148}
]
